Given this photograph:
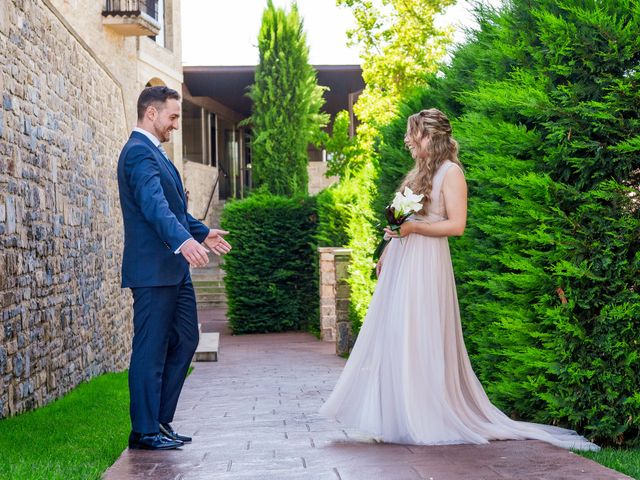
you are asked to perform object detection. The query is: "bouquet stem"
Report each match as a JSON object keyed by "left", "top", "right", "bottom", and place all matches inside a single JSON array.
[
  {"left": 372, "top": 238, "right": 389, "bottom": 261},
  {"left": 372, "top": 224, "right": 401, "bottom": 261}
]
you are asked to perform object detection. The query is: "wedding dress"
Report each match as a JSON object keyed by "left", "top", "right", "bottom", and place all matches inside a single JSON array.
[{"left": 319, "top": 161, "right": 598, "bottom": 451}]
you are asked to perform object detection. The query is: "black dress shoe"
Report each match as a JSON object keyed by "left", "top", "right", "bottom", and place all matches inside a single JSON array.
[
  {"left": 160, "top": 423, "right": 192, "bottom": 443},
  {"left": 128, "top": 431, "right": 184, "bottom": 450}
]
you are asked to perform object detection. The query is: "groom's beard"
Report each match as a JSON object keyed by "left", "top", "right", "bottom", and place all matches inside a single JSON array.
[
  {"left": 152, "top": 120, "right": 174, "bottom": 143},
  {"left": 158, "top": 127, "right": 173, "bottom": 143}
]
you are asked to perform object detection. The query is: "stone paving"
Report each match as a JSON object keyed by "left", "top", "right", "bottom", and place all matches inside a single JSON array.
[{"left": 104, "top": 329, "right": 630, "bottom": 480}]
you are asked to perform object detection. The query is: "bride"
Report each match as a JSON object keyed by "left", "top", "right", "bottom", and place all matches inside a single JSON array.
[{"left": 319, "top": 108, "right": 598, "bottom": 451}]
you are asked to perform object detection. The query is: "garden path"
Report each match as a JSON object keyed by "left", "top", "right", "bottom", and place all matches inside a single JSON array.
[{"left": 104, "top": 309, "right": 630, "bottom": 480}]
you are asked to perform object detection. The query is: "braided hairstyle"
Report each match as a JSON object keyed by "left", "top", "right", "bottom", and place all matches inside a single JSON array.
[{"left": 400, "top": 108, "right": 462, "bottom": 212}]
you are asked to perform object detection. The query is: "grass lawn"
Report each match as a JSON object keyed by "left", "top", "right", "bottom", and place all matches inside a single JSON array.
[
  {"left": 0, "top": 372, "right": 130, "bottom": 480},
  {"left": 580, "top": 448, "right": 640, "bottom": 479}
]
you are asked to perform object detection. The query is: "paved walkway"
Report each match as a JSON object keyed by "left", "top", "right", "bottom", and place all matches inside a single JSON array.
[{"left": 104, "top": 330, "right": 630, "bottom": 480}]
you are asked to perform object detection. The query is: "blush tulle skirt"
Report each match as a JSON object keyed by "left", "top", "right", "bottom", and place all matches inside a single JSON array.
[{"left": 319, "top": 233, "right": 599, "bottom": 451}]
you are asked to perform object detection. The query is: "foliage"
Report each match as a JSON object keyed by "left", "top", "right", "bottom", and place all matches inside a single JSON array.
[
  {"left": 315, "top": 184, "right": 353, "bottom": 248},
  {"left": 0, "top": 372, "right": 129, "bottom": 480},
  {"left": 319, "top": 110, "right": 362, "bottom": 178},
  {"left": 371, "top": 0, "right": 640, "bottom": 445},
  {"left": 247, "top": 0, "right": 328, "bottom": 196},
  {"left": 220, "top": 194, "right": 319, "bottom": 334},
  {"left": 337, "top": 0, "right": 455, "bottom": 123}
]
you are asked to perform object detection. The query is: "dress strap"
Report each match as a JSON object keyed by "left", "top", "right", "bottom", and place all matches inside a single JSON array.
[{"left": 429, "top": 161, "right": 458, "bottom": 212}]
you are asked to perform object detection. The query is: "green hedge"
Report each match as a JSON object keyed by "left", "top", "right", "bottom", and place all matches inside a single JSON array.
[
  {"left": 369, "top": 0, "right": 640, "bottom": 445},
  {"left": 220, "top": 194, "right": 319, "bottom": 334},
  {"left": 316, "top": 182, "right": 357, "bottom": 248}
]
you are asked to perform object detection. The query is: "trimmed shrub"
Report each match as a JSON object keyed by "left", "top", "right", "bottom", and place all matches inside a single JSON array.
[
  {"left": 220, "top": 195, "right": 319, "bottom": 334},
  {"left": 315, "top": 185, "right": 351, "bottom": 248},
  {"left": 369, "top": 0, "right": 640, "bottom": 445}
]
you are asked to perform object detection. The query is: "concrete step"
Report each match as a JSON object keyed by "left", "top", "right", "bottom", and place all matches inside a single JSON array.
[
  {"left": 196, "top": 296, "right": 228, "bottom": 305},
  {"left": 196, "top": 289, "right": 226, "bottom": 296},
  {"left": 197, "top": 293, "right": 226, "bottom": 298},
  {"left": 193, "top": 279, "right": 225, "bottom": 286},
  {"left": 191, "top": 270, "right": 225, "bottom": 279},
  {"left": 195, "top": 288, "right": 226, "bottom": 296},
  {"left": 194, "top": 332, "right": 219, "bottom": 362},
  {"left": 191, "top": 247, "right": 227, "bottom": 306},
  {"left": 193, "top": 280, "right": 225, "bottom": 287},
  {"left": 197, "top": 301, "right": 228, "bottom": 309},
  {"left": 191, "top": 266, "right": 225, "bottom": 274}
]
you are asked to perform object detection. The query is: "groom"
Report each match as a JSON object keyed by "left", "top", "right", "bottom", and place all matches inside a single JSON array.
[{"left": 117, "top": 86, "right": 231, "bottom": 450}]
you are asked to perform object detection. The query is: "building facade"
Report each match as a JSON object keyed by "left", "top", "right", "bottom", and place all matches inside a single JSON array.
[
  {"left": 0, "top": 0, "right": 183, "bottom": 418},
  {"left": 181, "top": 64, "right": 365, "bottom": 217}
]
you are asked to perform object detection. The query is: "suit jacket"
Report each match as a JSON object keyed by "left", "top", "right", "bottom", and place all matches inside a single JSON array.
[{"left": 117, "top": 131, "right": 209, "bottom": 288}]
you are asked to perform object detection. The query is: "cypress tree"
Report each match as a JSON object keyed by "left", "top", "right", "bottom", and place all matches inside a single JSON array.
[{"left": 248, "top": 1, "right": 328, "bottom": 196}]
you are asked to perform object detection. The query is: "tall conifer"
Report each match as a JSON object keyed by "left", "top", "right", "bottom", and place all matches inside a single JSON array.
[{"left": 248, "top": 1, "right": 327, "bottom": 196}]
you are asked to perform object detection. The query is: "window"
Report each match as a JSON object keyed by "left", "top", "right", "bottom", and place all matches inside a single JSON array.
[
  {"left": 155, "top": 0, "right": 165, "bottom": 47},
  {"left": 182, "top": 100, "right": 204, "bottom": 164},
  {"left": 147, "top": 0, "right": 165, "bottom": 48},
  {"left": 209, "top": 113, "right": 217, "bottom": 167}
]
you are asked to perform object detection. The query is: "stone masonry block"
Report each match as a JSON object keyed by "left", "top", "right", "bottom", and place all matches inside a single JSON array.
[
  {"left": 320, "top": 260, "right": 335, "bottom": 273},
  {"left": 336, "top": 283, "right": 351, "bottom": 299},
  {"left": 320, "top": 305, "right": 336, "bottom": 317},
  {"left": 5, "top": 195, "right": 16, "bottom": 234},
  {"left": 320, "top": 271, "right": 336, "bottom": 286},
  {"left": 321, "top": 328, "right": 335, "bottom": 342},
  {"left": 320, "top": 284, "right": 335, "bottom": 299},
  {"left": 336, "top": 321, "right": 352, "bottom": 356},
  {"left": 335, "top": 261, "right": 350, "bottom": 280}
]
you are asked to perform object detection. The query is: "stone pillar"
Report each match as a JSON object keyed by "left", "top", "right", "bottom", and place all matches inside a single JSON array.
[{"left": 318, "top": 247, "right": 352, "bottom": 355}]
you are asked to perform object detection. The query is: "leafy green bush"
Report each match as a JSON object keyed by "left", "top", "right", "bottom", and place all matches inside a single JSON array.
[
  {"left": 370, "top": 0, "right": 640, "bottom": 445},
  {"left": 315, "top": 185, "right": 351, "bottom": 248},
  {"left": 319, "top": 110, "right": 363, "bottom": 178},
  {"left": 220, "top": 194, "right": 319, "bottom": 334}
]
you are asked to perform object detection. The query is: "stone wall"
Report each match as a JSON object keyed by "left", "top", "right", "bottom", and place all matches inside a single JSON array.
[
  {"left": 0, "top": 0, "right": 132, "bottom": 417},
  {"left": 183, "top": 160, "right": 219, "bottom": 222},
  {"left": 318, "top": 247, "right": 352, "bottom": 356},
  {"left": 48, "top": 0, "right": 185, "bottom": 170}
]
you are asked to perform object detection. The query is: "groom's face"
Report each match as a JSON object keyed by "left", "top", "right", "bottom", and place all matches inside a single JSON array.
[{"left": 152, "top": 98, "right": 181, "bottom": 143}]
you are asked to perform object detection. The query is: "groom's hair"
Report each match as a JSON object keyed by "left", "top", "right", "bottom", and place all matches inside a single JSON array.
[{"left": 137, "top": 86, "right": 181, "bottom": 120}]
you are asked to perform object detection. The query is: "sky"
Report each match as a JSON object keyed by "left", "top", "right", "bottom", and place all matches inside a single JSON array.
[{"left": 181, "top": 1, "right": 498, "bottom": 67}]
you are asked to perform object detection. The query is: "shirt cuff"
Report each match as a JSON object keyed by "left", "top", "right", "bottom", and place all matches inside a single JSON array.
[{"left": 174, "top": 238, "right": 192, "bottom": 254}]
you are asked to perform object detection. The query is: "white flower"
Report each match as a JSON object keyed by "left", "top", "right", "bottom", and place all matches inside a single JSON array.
[{"left": 391, "top": 187, "right": 424, "bottom": 216}]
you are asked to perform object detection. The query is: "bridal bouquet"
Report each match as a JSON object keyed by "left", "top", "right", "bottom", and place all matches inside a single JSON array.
[{"left": 372, "top": 187, "right": 424, "bottom": 260}]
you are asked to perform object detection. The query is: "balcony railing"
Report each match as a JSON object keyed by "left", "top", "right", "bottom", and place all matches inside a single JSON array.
[{"left": 102, "top": 0, "right": 161, "bottom": 36}]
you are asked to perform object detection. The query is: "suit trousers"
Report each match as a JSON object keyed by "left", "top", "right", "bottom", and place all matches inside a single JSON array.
[{"left": 128, "top": 273, "right": 199, "bottom": 434}]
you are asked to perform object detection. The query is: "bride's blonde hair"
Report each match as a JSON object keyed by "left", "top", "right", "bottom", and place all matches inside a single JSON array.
[{"left": 400, "top": 109, "right": 462, "bottom": 211}]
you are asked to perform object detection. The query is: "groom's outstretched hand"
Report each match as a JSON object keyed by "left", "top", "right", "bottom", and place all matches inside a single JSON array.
[
  {"left": 181, "top": 238, "right": 210, "bottom": 267},
  {"left": 204, "top": 229, "right": 231, "bottom": 256}
]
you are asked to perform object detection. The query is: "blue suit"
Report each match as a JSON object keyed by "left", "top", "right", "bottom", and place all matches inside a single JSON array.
[{"left": 117, "top": 130, "right": 209, "bottom": 434}]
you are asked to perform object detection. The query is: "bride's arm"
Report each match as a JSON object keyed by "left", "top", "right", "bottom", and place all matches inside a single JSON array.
[{"left": 386, "top": 167, "right": 468, "bottom": 238}]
